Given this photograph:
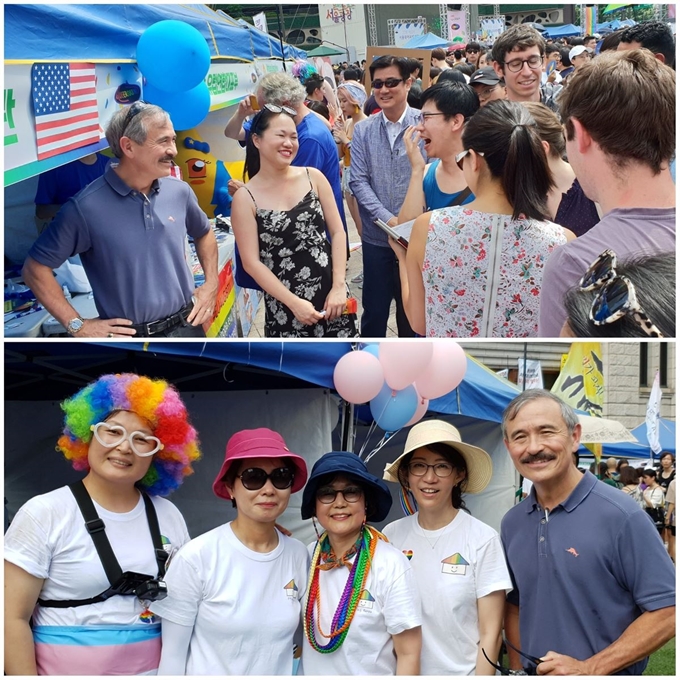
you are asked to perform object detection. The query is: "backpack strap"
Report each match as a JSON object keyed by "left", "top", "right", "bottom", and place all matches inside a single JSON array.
[{"left": 446, "top": 186, "right": 472, "bottom": 208}]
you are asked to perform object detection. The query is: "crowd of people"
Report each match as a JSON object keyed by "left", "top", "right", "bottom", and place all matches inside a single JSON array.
[
  {"left": 20, "top": 21, "right": 674, "bottom": 339},
  {"left": 4, "top": 376, "right": 675, "bottom": 675}
]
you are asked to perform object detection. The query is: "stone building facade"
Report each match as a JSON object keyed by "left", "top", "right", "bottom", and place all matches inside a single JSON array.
[{"left": 460, "top": 341, "right": 675, "bottom": 429}]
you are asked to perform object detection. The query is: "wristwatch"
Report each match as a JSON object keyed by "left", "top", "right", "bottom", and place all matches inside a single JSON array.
[{"left": 66, "top": 316, "right": 85, "bottom": 336}]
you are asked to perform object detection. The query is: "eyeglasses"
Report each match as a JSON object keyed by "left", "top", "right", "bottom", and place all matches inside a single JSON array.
[
  {"left": 90, "top": 422, "right": 163, "bottom": 457},
  {"left": 121, "top": 100, "right": 149, "bottom": 136},
  {"left": 371, "top": 77, "right": 404, "bottom": 90},
  {"left": 316, "top": 486, "right": 364, "bottom": 504},
  {"left": 455, "top": 148, "right": 485, "bottom": 171},
  {"left": 579, "top": 249, "right": 663, "bottom": 337},
  {"left": 263, "top": 103, "right": 297, "bottom": 116},
  {"left": 418, "top": 112, "right": 446, "bottom": 124},
  {"left": 482, "top": 637, "right": 542, "bottom": 675},
  {"left": 466, "top": 49, "right": 480, "bottom": 54},
  {"left": 476, "top": 85, "right": 500, "bottom": 101},
  {"left": 503, "top": 55, "right": 544, "bottom": 72},
  {"left": 408, "top": 462, "right": 455, "bottom": 478},
  {"left": 238, "top": 467, "right": 294, "bottom": 491}
]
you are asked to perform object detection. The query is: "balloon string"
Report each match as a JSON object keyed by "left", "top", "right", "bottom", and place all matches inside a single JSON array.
[
  {"left": 357, "top": 419, "right": 378, "bottom": 459},
  {"left": 364, "top": 430, "right": 400, "bottom": 464}
]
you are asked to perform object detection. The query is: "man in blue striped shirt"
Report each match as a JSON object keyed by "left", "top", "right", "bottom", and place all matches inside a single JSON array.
[{"left": 349, "top": 56, "right": 427, "bottom": 337}]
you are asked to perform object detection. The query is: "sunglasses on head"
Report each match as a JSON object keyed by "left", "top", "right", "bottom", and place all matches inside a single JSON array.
[
  {"left": 263, "top": 103, "right": 297, "bottom": 116},
  {"left": 122, "top": 100, "right": 149, "bottom": 135},
  {"left": 237, "top": 467, "right": 293, "bottom": 491},
  {"left": 579, "top": 249, "right": 663, "bottom": 337},
  {"left": 371, "top": 77, "right": 404, "bottom": 90}
]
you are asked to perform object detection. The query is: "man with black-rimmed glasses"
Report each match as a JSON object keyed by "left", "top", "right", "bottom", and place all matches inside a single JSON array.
[
  {"left": 491, "top": 25, "right": 562, "bottom": 114},
  {"left": 23, "top": 103, "right": 218, "bottom": 338}
]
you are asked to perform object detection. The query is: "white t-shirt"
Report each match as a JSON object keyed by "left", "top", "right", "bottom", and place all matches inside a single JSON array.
[
  {"left": 4, "top": 485, "right": 189, "bottom": 675},
  {"left": 150, "top": 522, "right": 309, "bottom": 676},
  {"left": 383, "top": 511, "right": 512, "bottom": 675},
  {"left": 300, "top": 538, "right": 421, "bottom": 676}
]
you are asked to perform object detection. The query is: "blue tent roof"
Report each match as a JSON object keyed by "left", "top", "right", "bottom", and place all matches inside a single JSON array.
[
  {"left": 4, "top": 4, "right": 301, "bottom": 63},
  {"left": 403, "top": 32, "right": 451, "bottom": 50},
  {"left": 542, "top": 23, "right": 583, "bottom": 38},
  {"left": 632, "top": 419, "right": 676, "bottom": 455}
]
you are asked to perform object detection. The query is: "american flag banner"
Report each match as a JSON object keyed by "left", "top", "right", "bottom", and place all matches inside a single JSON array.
[{"left": 31, "top": 62, "right": 99, "bottom": 160}]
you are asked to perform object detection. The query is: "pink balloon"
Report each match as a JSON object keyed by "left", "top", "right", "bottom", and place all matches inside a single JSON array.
[
  {"left": 333, "top": 351, "right": 385, "bottom": 404},
  {"left": 415, "top": 342, "right": 467, "bottom": 399},
  {"left": 379, "top": 342, "right": 434, "bottom": 391},
  {"left": 405, "top": 392, "right": 429, "bottom": 427}
]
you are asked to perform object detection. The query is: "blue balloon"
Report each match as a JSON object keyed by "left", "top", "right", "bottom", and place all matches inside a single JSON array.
[
  {"left": 137, "top": 20, "right": 211, "bottom": 92},
  {"left": 144, "top": 82, "right": 211, "bottom": 131},
  {"left": 361, "top": 344, "right": 380, "bottom": 359},
  {"left": 370, "top": 382, "right": 418, "bottom": 432}
]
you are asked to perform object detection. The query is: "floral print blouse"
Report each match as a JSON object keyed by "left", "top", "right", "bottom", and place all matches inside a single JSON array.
[{"left": 422, "top": 207, "right": 567, "bottom": 337}]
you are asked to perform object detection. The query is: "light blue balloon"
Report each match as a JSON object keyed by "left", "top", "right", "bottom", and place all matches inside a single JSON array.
[
  {"left": 144, "top": 82, "right": 211, "bottom": 131},
  {"left": 370, "top": 382, "right": 418, "bottom": 432},
  {"left": 361, "top": 344, "right": 380, "bottom": 359},
  {"left": 137, "top": 20, "right": 211, "bottom": 92}
]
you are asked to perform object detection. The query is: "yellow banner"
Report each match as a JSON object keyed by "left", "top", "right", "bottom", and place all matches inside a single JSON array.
[{"left": 551, "top": 343, "right": 604, "bottom": 461}]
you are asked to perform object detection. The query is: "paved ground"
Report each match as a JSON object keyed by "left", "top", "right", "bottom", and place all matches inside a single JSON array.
[{"left": 248, "top": 202, "right": 399, "bottom": 338}]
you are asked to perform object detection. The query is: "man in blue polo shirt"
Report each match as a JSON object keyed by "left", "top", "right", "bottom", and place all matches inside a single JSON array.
[
  {"left": 500, "top": 390, "right": 675, "bottom": 675},
  {"left": 23, "top": 103, "right": 218, "bottom": 338}
]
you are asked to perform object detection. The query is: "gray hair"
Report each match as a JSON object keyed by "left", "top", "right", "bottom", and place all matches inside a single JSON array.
[
  {"left": 502, "top": 389, "right": 580, "bottom": 439},
  {"left": 105, "top": 104, "right": 171, "bottom": 158},
  {"left": 257, "top": 72, "right": 306, "bottom": 109}
]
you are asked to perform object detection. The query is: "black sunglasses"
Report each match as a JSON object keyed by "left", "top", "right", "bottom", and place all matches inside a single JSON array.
[
  {"left": 482, "top": 637, "right": 543, "bottom": 675},
  {"left": 371, "top": 77, "right": 404, "bottom": 90},
  {"left": 238, "top": 467, "right": 293, "bottom": 491},
  {"left": 122, "top": 100, "right": 149, "bottom": 135},
  {"left": 579, "top": 249, "right": 663, "bottom": 337}
]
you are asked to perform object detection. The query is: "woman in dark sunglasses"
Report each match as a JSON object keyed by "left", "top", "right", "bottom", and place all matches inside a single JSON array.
[
  {"left": 231, "top": 105, "right": 357, "bottom": 338},
  {"left": 299, "top": 451, "right": 422, "bottom": 675},
  {"left": 152, "top": 428, "right": 309, "bottom": 675}
]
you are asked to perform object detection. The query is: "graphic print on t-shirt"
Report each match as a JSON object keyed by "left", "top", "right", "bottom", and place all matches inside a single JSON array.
[
  {"left": 284, "top": 579, "right": 299, "bottom": 600},
  {"left": 357, "top": 589, "right": 375, "bottom": 610},
  {"left": 402, "top": 549, "right": 414, "bottom": 560},
  {"left": 441, "top": 553, "right": 469, "bottom": 575}
]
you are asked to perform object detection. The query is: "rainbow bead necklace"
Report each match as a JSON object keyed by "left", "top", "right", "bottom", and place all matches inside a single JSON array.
[{"left": 304, "top": 525, "right": 379, "bottom": 653}]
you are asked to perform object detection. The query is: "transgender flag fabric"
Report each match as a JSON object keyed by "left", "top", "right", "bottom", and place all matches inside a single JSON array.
[{"left": 33, "top": 623, "right": 161, "bottom": 675}]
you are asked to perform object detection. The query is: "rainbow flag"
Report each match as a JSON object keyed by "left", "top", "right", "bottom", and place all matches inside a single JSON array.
[{"left": 584, "top": 6, "right": 597, "bottom": 35}]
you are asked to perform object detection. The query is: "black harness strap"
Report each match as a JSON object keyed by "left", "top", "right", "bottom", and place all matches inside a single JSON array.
[{"left": 38, "top": 481, "right": 164, "bottom": 608}]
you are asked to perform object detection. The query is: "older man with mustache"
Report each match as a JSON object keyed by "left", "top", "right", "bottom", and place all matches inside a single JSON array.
[
  {"left": 500, "top": 390, "right": 675, "bottom": 676},
  {"left": 23, "top": 103, "right": 218, "bottom": 338}
]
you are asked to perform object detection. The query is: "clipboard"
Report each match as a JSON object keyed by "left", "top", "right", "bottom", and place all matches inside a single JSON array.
[{"left": 374, "top": 218, "right": 414, "bottom": 249}]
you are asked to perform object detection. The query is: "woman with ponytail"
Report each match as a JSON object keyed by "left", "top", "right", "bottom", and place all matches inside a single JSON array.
[
  {"left": 391, "top": 100, "right": 574, "bottom": 337},
  {"left": 382, "top": 420, "right": 511, "bottom": 675},
  {"left": 300, "top": 451, "right": 421, "bottom": 675}
]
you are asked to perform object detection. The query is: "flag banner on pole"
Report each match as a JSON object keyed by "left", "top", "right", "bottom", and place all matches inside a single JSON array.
[
  {"left": 31, "top": 63, "right": 99, "bottom": 161},
  {"left": 518, "top": 358, "right": 543, "bottom": 390},
  {"left": 551, "top": 343, "right": 604, "bottom": 461},
  {"left": 646, "top": 370, "right": 663, "bottom": 455}
]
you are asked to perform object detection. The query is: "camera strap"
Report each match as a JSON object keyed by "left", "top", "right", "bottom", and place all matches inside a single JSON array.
[{"left": 38, "top": 481, "right": 165, "bottom": 608}]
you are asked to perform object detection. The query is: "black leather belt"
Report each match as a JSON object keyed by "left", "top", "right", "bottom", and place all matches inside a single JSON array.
[{"left": 130, "top": 301, "right": 194, "bottom": 336}]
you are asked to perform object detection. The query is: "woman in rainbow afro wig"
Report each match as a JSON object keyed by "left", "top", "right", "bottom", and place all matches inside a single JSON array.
[
  {"left": 4, "top": 373, "right": 199, "bottom": 676},
  {"left": 57, "top": 372, "right": 201, "bottom": 496}
]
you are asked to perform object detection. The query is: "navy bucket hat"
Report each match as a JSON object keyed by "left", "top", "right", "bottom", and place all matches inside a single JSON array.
[{"left": 301, "top": 451, "right": 392, "bottom": 522}]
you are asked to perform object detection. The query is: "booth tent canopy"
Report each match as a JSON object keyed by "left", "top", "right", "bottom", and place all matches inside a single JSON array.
[
  {"left": 4, "top": 4, "right": 308, "bottom": 63},
  {"left": 306, "top": 44, "right": 347, "bottom": 57},
  {"left": 403, "top": 32, "right": 452, "bottom": 49}
]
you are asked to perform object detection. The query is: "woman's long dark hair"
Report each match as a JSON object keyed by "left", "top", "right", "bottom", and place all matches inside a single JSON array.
[
  {"left": 397, "top": 443, "right": 469, "bottom": 513},
  {"left": 243, "top": 108, "right": 296, "bottom": 181},
  {"left": 462, "top": 100, "right": 554, "bottom": 221}
]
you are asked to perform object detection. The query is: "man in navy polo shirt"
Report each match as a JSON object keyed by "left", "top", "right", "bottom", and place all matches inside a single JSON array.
[
  {"left": 23, "top": 103, "right": 218, "bottom": 338},
  {"left": 501, "top": 390, "right": 675, "bottom": 675}
]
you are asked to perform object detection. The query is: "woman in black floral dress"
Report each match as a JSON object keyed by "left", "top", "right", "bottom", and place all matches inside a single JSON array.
[{"left": 231, "top": 105, "right": 357, "bottom": 337}]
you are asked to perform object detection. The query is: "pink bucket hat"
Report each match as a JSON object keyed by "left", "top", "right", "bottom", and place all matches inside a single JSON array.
[{"left": 212, "top": 427, "right": 308, "bottom": 500}]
